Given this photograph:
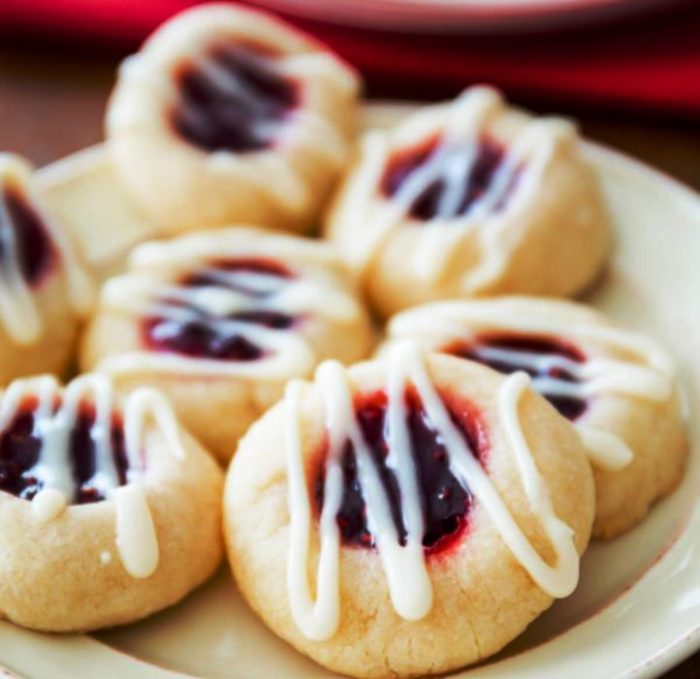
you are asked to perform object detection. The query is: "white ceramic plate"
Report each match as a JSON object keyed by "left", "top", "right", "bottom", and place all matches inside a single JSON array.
[{"left": 1, "top": 105, "right": 699, "bottom": 678}]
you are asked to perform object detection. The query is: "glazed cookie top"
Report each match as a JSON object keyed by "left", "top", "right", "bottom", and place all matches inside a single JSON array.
[
  {"left": 107, "top": 4, "right": 359, "bottom": 224},
  {"left": 328, "top": 86, "right": 592, "bottom": 287},
  {"left": 384, "top": 298, "right": 676, "bottom": 471},
  {"left": 171, "top": 41, "right": 300, "bottom": 155},
  {"left": 93, "top": 227, "right": 365, "bottom": 379},
  {"left": 0, "top": 373, "right": 185, "bottom": 578},
  {"left": 0, "top": 154, "right": 92, "bottom": 344},
  {"left": 283, "top": 342, "right": 581, "bottom": 641}
]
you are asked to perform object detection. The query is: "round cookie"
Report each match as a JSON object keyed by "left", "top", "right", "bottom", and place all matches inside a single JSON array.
[
  {"left": 383, "top": 297, "right": 688, "bottom": 538},
  {"left": 324, "top": 86, "right": 611, "bottom": 317},
  {"left": 0, "top": 372, "right": 223, "bottom": 632},
  {"left": 0, "top": 153, "right": 93, "bottom": 384},
  {"left": 107, "top": 3, "right": 360, "bottom": 235},
  {"left": 225, "top": 345, "right": 594, "bottom": 677},
  {"left": 81, "top": 226, "right": 374, "bottom": 464}
]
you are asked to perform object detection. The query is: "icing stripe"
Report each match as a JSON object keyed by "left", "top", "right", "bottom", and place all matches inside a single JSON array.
[
  {"left": 0, "top": 192, "right": 42, "bottom": 343},
  {"left": 387, "top": 302, "right": 675, "bottom": 472},
  {"left": 388, "top": 304, "right": 674, "bottom": 380},
  {"left": 495, "top": 372, "right": 580, "bottom": 594},
  {"left": 114, "top": 482, "right": 159, "bottom": 579},
  {"left": 385, "top": 347, "right": 432, "bottom": 614},
  {"left": 0, "top": 155, "right": 93, "bottom": 345},
  {"left": 95, "top": 237, "right": 360, "bottom": 379},
  {"left": 285, "top": 379, "right": 341, "bottom": 641},
  {"left": 338, "top": 87, "right": 575, "bottom": 289},
  {"left": 409, "top": 351, "right": 579, "bottom": 598},
  {"left": 576, "top": 426, "right": 633, "bottom": 470},
  {"left": 0, "top": 374, "right": 185, "bottom": 579},
  {"left": 285, "top": 343, "right": 580, "bottom": 640},
  {"left": 319, "top": 360, "right": 433, "bottom": 622},
  {"left": 115, "top": 35, "right": 353, "bottom": 216},
  {"left": 31, "top": 488, "right": 67, "bottom": 524},
  {"left": 469, "top": 344, "right": 671, "bottom": 403}
]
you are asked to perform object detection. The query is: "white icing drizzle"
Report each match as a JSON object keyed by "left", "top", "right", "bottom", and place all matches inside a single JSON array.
[
  {"left": 495, "top": 371, "right": 580, "bottom": 591},
  {"left": 95, "top": 232, "right": 360, "bottom": 380},
  {"left": 285, "top": 379, "right": 341, "bottom": 641},
  {"left": 197, "top": 45, "right": 350, "bottom": 212},
  {"left": 243, "top": 48, "right": 351, "bottom": 209},
  {"left": 0, "top": 191, "right": 41, "bottom": 344},
  {"left": 31, "top": 488, "right": 67, "bottom": 524},
  {"left": 457, "top": 117, "right": 574, "bottom": 292},
  {"left": 468, "top": 344, "right": 669, "bottom": 404},
  {"left": 396, "top": 88, "right": 504, "bottom": 221},
  {"left": 187, "top": 47, "right": 348, "bottom": 173},
  {"left": 0, "top": 374, "right": 185, "bottom": 579},
  {"left": 113, "top": 50, "right": 310, "bottom": 210},
  {"left": 0, "top": 154, "right": 93, "bottom": 345},
  {"left": 387, "top": 302, "right": 676, "bottom": 471},
  {"left": 343, "top": 87, "right": 575, "bottom": 288},
  {"left": 576, "top": 426, "right": 634, "bottom": 470},
  {"left": 285, "top": 342, "right": 579, "bottom": 640},
  {"left": 114, "top": 482, "right": 159, "bottom": 579}
]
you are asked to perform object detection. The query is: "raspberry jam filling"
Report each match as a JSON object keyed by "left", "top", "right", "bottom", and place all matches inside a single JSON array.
[
  {"left": 0, "top": 187, "right": 55, "bottom": 286},
  {"left": 380, "top": 135, "right": 520, "bottom": 221},
  {"left": 0, "top": 397, "right": 128, "bottom": 504},
  {"left": 172, "top": 43, "right": 299, "bottom": 153},
  {"left": 143, "top": 258, "right": 296, "bottom": 361},
  {"left": 315, "top": 388, "right": 487, "bottom": 556},
  {"left": 448, "top": 334, "right": 587, "bottom": 420}
]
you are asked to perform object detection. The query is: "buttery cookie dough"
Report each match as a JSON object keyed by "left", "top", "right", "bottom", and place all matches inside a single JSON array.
[
  {"left": 383, "top": 297, "right": 688, "bottom": 538},
  {"left": 225, "top": 346, "right": 594, "bottom": 677},
  {"left": 0, "top": 373, "right": 223, "bottom": 632},
  {"left": 81, "top": 226, "right": 374, "bottom": 463},
  {"left": 107, "top": 3, "right": 360, "bottom": 234},
  {"left": 0, "top": 153, "right": 93, "bottom": 384},
  {"left": 325, "top": 86, "right": 611, "bottom": 317}
]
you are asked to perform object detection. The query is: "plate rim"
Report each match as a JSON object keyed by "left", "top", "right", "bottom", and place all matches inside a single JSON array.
[{"left": 5, "top": 112, "right": 699, "bottom": 678}]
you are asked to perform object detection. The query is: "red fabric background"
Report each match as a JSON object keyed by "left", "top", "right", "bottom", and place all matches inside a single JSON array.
[{"left": 0, "top": 0, "right": 698, "bottom": 120}]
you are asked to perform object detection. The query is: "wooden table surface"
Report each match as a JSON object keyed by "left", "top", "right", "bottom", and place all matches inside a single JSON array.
[{"left": 0, "top": 42, "right": 698, "bottom": 679}]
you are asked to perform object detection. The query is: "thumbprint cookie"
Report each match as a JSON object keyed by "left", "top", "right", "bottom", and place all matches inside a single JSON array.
[
  {"left": 0, "top": 373, "right": 223, "bottom": 632},
  {"left": 325, "top": 86, "right": 611, "bottom": 317},
  {"left": 225, "top": 343, "right": 594, "bottom": 677},
  {"left": 107, "top": 3, "right": 360, "bottom": 235},
  {"left": 81, "top": 227, "right": 374, "bottom": 464},
  {"left": 0, "top": 154, "right": 93, "bottom": 383},
  {"left": 383, "top": 297, "right": 687, "bottom": 538}
]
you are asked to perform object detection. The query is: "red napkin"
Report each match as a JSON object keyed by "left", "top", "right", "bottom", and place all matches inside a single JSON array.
[{"left": 1, "top": 0, "right": 699, "bottom": 120}]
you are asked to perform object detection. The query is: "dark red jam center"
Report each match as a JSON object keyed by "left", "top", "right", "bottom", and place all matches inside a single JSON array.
[
  {"left": 143, "top": 258, "right": 296, "bottom": 362},
  {"left": 172, "top": 43, "right": 299, "bottom": 153},
  {"left": 0, "top": 397, "right": 129, "bottom": 504},
  {"left": 380, "top": 135, "right": 520, "bottom": 222},
  {"left": 315, "top": 388, "right": 487, "bottom": 557},
  {"left": 0, "top": 187, "right": 55, "bottom": 286},
  {"left": 448, "top": 334, "right": 587, "bottom": 421}
]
